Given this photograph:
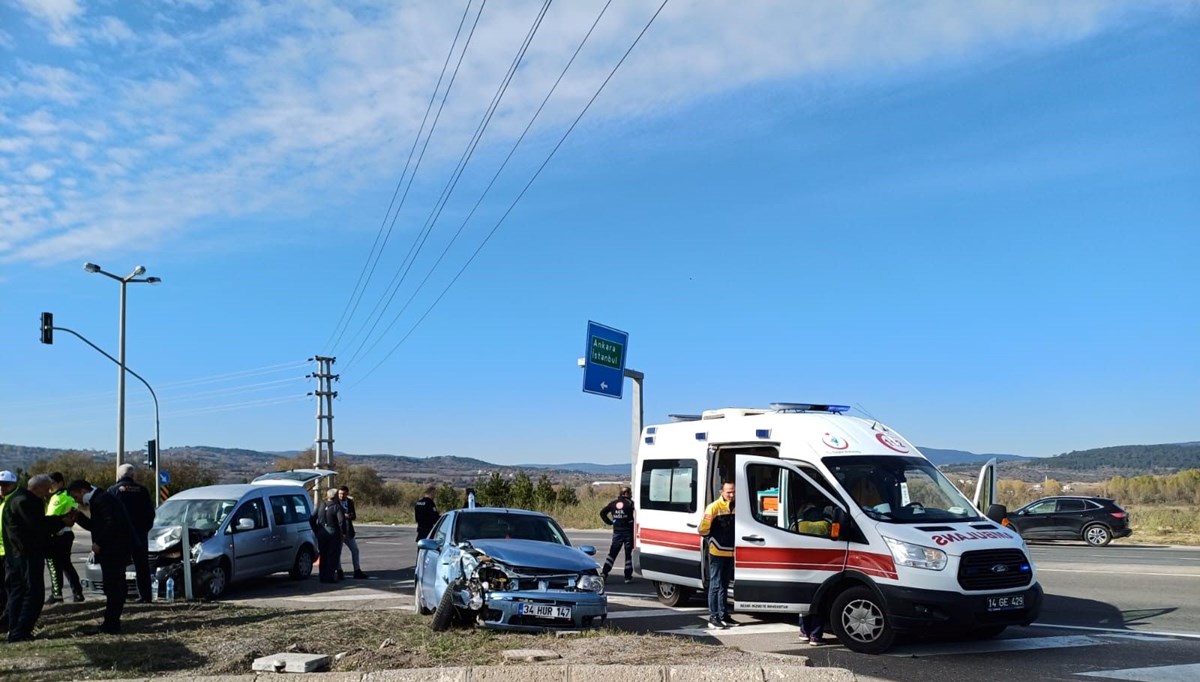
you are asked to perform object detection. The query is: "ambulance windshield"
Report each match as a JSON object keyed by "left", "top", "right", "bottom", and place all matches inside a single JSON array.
[{"left": 825, "top": 456, "right": 982, "bottom": 523}]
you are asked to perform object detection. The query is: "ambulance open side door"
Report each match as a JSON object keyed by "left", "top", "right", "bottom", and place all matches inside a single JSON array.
[{"left": 733, "top": 454, "right": 851, "bottom": 612}]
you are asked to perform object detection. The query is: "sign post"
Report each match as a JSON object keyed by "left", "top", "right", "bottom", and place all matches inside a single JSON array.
[{"left": 582, "top": 321, "right": 628, "bottom": 399}]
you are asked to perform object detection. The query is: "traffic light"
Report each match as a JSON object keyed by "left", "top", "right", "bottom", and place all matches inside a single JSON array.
[
  {"left": 40, "top": 312, "right": 53, "bottom": 344},
  {"left": 145, "top": 439, "right": 157, "bottom": 468}
]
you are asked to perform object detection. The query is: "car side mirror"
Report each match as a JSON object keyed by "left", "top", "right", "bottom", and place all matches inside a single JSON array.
[
  {"left": 236, "top": 517, "right": 255, "bottom": 532},
  {"left": 416, "top": 538, "right": 441, "bottom": 552},
  {"left": 579, "top": 545, "right": 596, "bottom": 556},
  {"left": 986, "top": 504, "right": 1008, "bottom": 524}
]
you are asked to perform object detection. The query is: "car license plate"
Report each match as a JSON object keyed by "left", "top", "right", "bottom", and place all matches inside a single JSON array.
[
  {"left": 986, "top": 594, "right": 1025, "bottom": 612},
  {"left": 518, "top": 603, "right": 572, "bottom": 619}
]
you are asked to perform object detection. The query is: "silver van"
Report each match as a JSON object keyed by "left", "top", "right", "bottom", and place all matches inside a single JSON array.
[{"left": 83, "top": 471, "right": 330, "bottom": 599}]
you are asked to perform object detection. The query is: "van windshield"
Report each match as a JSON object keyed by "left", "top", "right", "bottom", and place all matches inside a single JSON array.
[
  {"left": 824, "top": 456, "right": 982, "bottom": 523},
  {"left": 155, "top": 498, "right": 238, "bottom": 532}
]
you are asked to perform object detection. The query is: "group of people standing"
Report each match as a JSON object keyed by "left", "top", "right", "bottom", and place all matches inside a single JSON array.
[
  {"left": 0, "top": 464, "right": 155, "bottom": 641},
  {"left": 312, "top": 485, "right": 369, "bottom": 583}
]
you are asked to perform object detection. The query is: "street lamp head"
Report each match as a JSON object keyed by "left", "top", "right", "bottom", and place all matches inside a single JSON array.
[
  {"left": 145, "top": 277, "right": 162, "bottom": 284},
  {"left": 132, "top": 265, "right": 146, "bottom": 276},
  {"left": 83, "top": 262, "right": 101, "bottom": 273}
]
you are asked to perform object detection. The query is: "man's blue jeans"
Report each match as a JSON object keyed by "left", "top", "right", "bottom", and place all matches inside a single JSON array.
[{"left": 707, "top": 554, "right": 733, "bottom": 622}]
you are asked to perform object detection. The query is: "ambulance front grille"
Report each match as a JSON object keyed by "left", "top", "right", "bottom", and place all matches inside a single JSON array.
[{"left": 957, "top": 549, "right": 1033, "bottom": 590}]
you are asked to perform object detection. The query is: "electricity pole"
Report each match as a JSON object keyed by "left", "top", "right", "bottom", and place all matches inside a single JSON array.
[{"left": 307, "top": 356, "right": 338, "bottom": 505}]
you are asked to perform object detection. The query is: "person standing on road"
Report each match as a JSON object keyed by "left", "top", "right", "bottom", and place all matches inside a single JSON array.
[
  {"left": 314, "top": 488, "right": 345, "bottom": 584},
  {"left": 337, "top": 486, "right": 368, "bottom": 579},
  {"left": 109, "top": 464, "right": 155, "bottom": 603},
  {"left": 0, "top": 470, "right": 20, "bottom": 633},
  {"left": 3, "top": 473, "right": 67, "bottom": 642},
  {"left": 698, "top": 481, "right": 738, "bottom": 630},
  {"left": 414, "top": 486, "right": 440, "bottom": 541},
  {"left": 44, "top": 472, "right": 84, "bottom": 604},
  {"left": 68, "top": 480, "right": 134, "bottom": 635},
  {"left": 599, "top": 486, "right": 635, "bottom": 583}
]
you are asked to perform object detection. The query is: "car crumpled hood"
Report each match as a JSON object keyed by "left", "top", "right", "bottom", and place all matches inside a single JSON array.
[{"left": 467, "top": 539, "right": 597, "bottom": 572}]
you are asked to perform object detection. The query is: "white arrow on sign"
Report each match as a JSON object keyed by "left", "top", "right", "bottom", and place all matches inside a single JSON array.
[{"left": 600, "top": 382, "right": 608, "bottom": 390}]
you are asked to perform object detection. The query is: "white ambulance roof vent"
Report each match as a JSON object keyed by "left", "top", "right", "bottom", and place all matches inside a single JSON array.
[
  {"left": 701, "top": 408, "right": 770, "bottom": 420},
  {"left": 770, "top": 403, "right": 852, "bottom": 414},
  {"left": 668, "top": 414, "right": 702, "bottom": 422}
]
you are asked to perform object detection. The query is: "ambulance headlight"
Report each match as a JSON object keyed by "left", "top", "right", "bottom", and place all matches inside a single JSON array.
[
  {"left": 883, "top": 536, "right": 947, "bottom": 571},
  {"left": 577, "top": 574, "right": 605, "bottom": 593}
]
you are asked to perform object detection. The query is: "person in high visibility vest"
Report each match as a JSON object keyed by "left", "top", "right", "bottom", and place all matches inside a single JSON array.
[
  {"left": 698, "top": 481, "right": 738, "bottom": 630},
  {"left": 45, "top": 472, "right": 84, "bottom": 604},
  {"left": 0, "top": 470, "right": 19, "bottom": 632}
]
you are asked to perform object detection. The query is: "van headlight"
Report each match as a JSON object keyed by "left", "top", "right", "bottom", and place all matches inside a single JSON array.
[
  {"left": 883, "top": 536, "right": 947, "bottom": 571},
  {"left": 577, "top": 574, "right": 605, "bottom": 593}
]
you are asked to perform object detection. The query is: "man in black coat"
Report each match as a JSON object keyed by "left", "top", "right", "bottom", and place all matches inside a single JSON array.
[
  {"left": 68, "top": 480, "right": 134, "bottom": 635},
  {"left": 2, "top": 473, "right": 66, "bottom": 642},
  {"left": 599, "top": 486, "right": 636, "bottom": 583},
  {"left": 414, "top": 486, "right": 440, "bottom": 541},
  {"left": 110, "top": 464, "right": 155, "bottom": 603}
]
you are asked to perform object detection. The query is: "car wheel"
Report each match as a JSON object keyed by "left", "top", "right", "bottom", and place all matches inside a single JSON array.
[
  {"left": 203, "top": 560, "right": 230, "bottom": 600},
  {"left": 413, "top": 580, "right": 432, "bottom": 615},
  {"left": 830, "top": 586, "right": 895, "bottom": 654},
  {"left": 654, "top": 581, "right": 693, "bottom": 607},
  {"left": 1084, "top": 524, "right": 1112, "bottom": 547},
  {"left": 430, "top": 581, "right": 460, "bottom": 631},
  {"left": 289, "top": 546, "right": 315, "bottom": 579}
]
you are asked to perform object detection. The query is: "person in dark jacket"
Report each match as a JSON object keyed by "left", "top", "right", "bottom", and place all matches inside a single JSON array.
[
  {"left": 599, "top": 486, "right": 636, "bottom": 583},
  {"left": 68, "top": 480, "right": 134, "bottom": 635},
  {"left": 337, "top": 486, "right": 367, "bottom": 579},
  {"left": 414, "top": 486, "right": 439, "bottom": 540},
  {"left": 109, "top": 464, "right": 155, "bottom": 603},
  {"left": 2, "top": 474, "right": 66, "bottom": 642},
  {"left": 44, "top": 472, "right": 84, "bottom": 604},
  {"left": 0, "top": 469, "right": 19, "bottom": 633},
  {"left": 313, "top": 489, "right": 344, "bottom": 584}
]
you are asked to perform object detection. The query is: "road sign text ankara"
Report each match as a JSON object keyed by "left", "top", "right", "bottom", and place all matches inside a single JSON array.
[
  {"left": 590, "top": 337, "right": 624, "bottom": 369},
  {"left": 582, "top": 321, "right": 628, "bottom": 399}
]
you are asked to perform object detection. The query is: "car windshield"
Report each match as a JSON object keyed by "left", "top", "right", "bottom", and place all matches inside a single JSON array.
[
  {"left": 453, "top": 512, "right": 570, "bottom": 545},
  {"left": 155, "top": 498, "right": 238, "bottom": 532},
  {"left": 824, "top": 456, "right": 983, "bottom": 523}
]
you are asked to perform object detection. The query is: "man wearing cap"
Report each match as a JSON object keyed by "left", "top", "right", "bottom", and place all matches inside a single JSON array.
[
  {"left": 599, "top": 485, "right": 636, "bottom": 583},
  {"left": 0, "top": 470, "right": 19, "bottom": 632},
  {"left": 68, "top": 480, "right": 134, "bottom": 635},
  {"left": 2, "top": 473, "right": 67, "bottom": 642},
  {"left": 45, "top": 472, "right": 84, "bottom": 604},
  {"left": 109, "top": 464, "right": 155, "bottom": 603}
]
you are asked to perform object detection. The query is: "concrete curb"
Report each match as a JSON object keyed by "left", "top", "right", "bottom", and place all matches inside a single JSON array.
[{"left": 97, "top": 664, "right": 857, "bottom": 682}]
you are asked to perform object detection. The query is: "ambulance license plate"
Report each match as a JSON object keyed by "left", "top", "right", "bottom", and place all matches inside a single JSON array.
[
  {"left": 518, "top": 603, "right": 572, "bottom": 619},
  {"left": 986, "top": 594, "right": 1024, "bottom": 612}
]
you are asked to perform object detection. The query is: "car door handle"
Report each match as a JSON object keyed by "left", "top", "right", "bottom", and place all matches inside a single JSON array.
[
  {"left": 686, "top": 523, "right": 698, "bottom": 528},
  {"left": 741, "top": 535, "right": 765, "bottom": 543}
]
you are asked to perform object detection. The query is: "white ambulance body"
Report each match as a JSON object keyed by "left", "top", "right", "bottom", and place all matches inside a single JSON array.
[{"left": 633, "top": 403, "right": 1042, "bottom": 654}]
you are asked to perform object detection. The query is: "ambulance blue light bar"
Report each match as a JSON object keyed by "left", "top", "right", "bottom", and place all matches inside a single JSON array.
[
  {"left": 769, "top": 403, "right": 852, "bottom": 414},
  {"left": 756, "top": 429, "right": 771, "bottom": 439}
]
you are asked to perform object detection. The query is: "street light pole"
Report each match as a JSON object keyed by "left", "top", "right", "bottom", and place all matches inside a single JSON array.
[{"left": 84, "top": 263, "right": 160, "bottom": 474}]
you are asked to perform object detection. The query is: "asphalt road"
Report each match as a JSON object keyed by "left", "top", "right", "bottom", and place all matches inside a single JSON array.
[{"left": 63, "top": 527, "right": 1200, "bottom": 682}]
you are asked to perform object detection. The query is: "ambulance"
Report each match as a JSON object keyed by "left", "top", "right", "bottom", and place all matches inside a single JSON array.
[{"left": 632, "top": 402, "right": 1042, "bottom": 654}]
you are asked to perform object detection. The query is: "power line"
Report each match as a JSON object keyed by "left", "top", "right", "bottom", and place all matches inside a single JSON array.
[
  {"left": 342, "top": 0, "right": 555, "bottom": 372},
  {"left": 352, "top": 0, "right": 671, "bottom": 386},
  {"left": 323, "top": 0, "right": 479, "bottom": 353},
  {"left": 333, "top": 0, "right": 489, "bottom": 357}
]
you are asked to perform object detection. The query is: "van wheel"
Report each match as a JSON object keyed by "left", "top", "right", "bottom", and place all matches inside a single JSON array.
[
  {"left": 203, "top": 560, "right": 230, "bottom": 600},
  {"left": 289, "top": 546, "right": 315, "bottom": 579},
  {"left": 831, "top": 586, "right": 895, "bottom": 654},
  {"left": 430, "top": 582, "right": 460, "bottom": 631},
  {"left": 654, "top": 581, "right": 693, "bottom": 607},
  {"left": 1083, "top": 524, "right": 1112, "bottom": 547}
]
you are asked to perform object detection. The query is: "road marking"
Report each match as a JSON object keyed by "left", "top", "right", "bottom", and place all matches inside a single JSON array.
[
  {"left": 885, "top": 634, "right": 1103, "bottom": 657},
  {"left": 606, "top": 595, "right": 676, "bottom": 607},
  {"left": 1029, "top": 622, "right": 1200, "bottom": 641},
  {"left": 1037, "top": 568, "right": 1200, "bottom": 578},
  {"left": 607, "top": 607, "right": 709, "bottom": 620},
  {"left": 1077, "top": 663, "right": 1200, "bottom": 681},
  {"left": 662, "top": 623, "right": 800, "bottom": 637},
  {"left": 283, "top": 592, "right": 404, "bottom": 603}
]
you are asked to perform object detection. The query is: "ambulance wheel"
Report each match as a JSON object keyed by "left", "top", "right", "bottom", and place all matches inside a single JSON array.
[
  {"left": 654, "top": 581, "right": 693, "bottom": 607},
  {"left": 1083, "top": 524, "right": 1112, "bottom": 547},
  {"left": 430, "top": 583, "right": 459, "bottom": 631},
  {"left": 831, "top": 586, "right": 895, "bottom": 654}
]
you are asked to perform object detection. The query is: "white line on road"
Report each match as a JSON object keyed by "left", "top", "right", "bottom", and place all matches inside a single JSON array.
[
  {"left": 885, "top": 634, "right": 1103, "bottom": 657},
  {"left": 1037, "top": 568, "right": 1200, "bottom": 578},
  {"left": 1029, "top": 622, "right": 1200, "bottom": 641},
  {"left": 607, "top": 607, "right": 709, "bottom": 621},
  {"left": 1077, "top": 663, "right": 1200, "bottom": 681}
]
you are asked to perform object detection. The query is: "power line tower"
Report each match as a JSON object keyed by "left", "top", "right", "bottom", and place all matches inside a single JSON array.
[{"left": 307, "top": 355, "right": 338, "bottom": 504}]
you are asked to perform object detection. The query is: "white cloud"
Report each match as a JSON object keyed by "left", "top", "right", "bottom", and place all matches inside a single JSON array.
[
  {"left": 0, "top": 0, "right": 1195, "bottom": 263},
  {"left": 25, "top": 162, "right": 54, "bottom": 181}
]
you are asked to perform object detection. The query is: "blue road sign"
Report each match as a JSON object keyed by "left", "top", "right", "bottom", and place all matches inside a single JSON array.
[
  {"left": 159, "top": 470, "right": 170, "bottom": 486},
  {"left": 582, "top": 321, "right": 628, "bottom": 399}
]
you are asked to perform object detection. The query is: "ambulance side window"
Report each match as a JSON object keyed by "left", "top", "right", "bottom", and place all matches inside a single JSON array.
[
  {"left": 640, "top": 460, "right": 697, "bottom": 513},
  {"left": 746, "top": 463, "right": 837, "bottom": 540}
]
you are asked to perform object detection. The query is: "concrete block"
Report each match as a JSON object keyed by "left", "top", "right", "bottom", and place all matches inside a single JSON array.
[
  {"left": 363, "top": 667, "right": 468, "bottom": 682},
  {"left": 764, "top": 667, "right": 856, "bottom": 682},
  {"left": 501, "top": 649, "right": 562, "bottom": 662},
  {"left": 568, "top": 664, "right": 664, "bottom": 682},
  {"left": 473, "top": 664, "right": 568, "bottom": 682},
  {"left": 251, "top": 652, "right": 332, "bottom": 673},
  {"left": 668, "top": 666, "right": 765, "bottom": 682}
]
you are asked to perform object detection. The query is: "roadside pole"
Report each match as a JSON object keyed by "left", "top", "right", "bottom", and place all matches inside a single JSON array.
[{"left": 577, "top": 318, "right": 642, "bottom": 485}]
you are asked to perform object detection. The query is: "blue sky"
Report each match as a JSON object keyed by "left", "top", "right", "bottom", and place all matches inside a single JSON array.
[{"left": 2, "top": 1, "right": 1197, "bottom": 466}]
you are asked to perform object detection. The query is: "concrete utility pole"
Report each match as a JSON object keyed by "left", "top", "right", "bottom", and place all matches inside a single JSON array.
[{"left": 307, "top": 356, "right": 338, "bottom": 505}]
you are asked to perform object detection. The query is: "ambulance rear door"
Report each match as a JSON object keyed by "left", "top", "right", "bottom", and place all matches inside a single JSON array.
[{"left": 734, "top": 454, "right": 850, "bottom": 612}]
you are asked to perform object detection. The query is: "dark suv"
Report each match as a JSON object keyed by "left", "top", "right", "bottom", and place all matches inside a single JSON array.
[{"left": 1007, "top": 496, "right": 1132, "bottom": 547}]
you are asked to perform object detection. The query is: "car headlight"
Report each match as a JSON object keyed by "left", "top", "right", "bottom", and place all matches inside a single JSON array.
[
  {"left": 883, "top": 536, "right": 947, "bottom": 571},
  {"left": 577, "top": 574, "right": 605, "bottom": 593}
]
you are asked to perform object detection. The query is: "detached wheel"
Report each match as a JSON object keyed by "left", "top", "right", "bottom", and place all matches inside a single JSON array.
[
  {"left": 1084, "top": 524, "right": 1112, "bottom": 547},
  {"left": 430, "top": 582, "right": 459, "bottom": 631},
  {"left": 831, "top": 586, "right": 895, "bottom": 654},
  {"left": 654, "top": 581, "right": 693, "bottom": 607},
  {"left": 289, "top": 547, "right": 315, "bottom": 579}
]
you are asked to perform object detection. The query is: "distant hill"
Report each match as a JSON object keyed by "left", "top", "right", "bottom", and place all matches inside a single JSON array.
[
  {"left": 521, "top": 462, "right": 632, "bottom": 476},
  {"left": 941, "top": 442, "right": 1200, "bottom": 483},
  {"left": 917, "top": 447, "right": 1032, "bottom": 467}
]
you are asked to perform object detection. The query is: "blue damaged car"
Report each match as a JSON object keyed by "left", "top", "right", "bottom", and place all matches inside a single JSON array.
[{"left": 413, "top": 507, "right": 607, "bottom": 632}]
